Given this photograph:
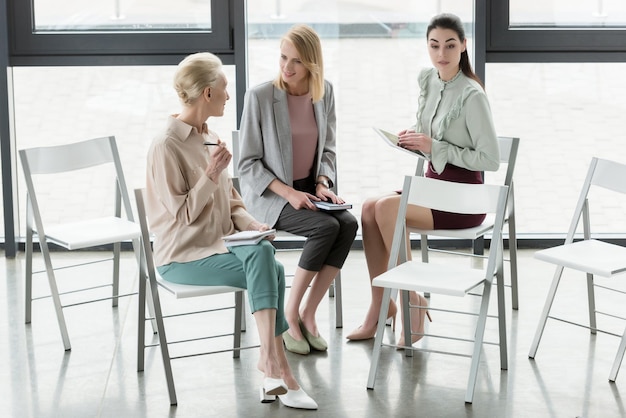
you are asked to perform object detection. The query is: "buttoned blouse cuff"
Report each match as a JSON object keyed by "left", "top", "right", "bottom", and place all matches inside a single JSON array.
[{"left": 429, "top": 139, "right": 448, "bottom": 174}]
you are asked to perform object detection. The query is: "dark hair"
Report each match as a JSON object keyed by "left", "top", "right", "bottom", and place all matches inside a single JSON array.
[{"left": 427, "top": 13, "right": 484, "bottom": 89}]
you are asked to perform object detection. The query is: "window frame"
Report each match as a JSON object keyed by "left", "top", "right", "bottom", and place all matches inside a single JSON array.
[
  {"left": 487, "top": 0, "right": 626, "bottom": 62},
  {"left": 8, "top": 0, "right": 233, "bottom": 65}
]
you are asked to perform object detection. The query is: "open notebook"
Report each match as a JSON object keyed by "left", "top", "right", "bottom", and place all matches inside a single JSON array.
[{"left": 222, "top": 229, "right": 276, "bottom": 247}]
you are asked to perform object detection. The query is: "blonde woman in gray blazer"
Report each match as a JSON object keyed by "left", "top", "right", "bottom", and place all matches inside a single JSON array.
[{"left": 239, "top": 25, "right": 358, "bottom": 357}]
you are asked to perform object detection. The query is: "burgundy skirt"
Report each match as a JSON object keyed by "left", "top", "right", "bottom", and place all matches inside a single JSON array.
[{"left": 425, "top": 162, "right": 486, "bottom": 230}]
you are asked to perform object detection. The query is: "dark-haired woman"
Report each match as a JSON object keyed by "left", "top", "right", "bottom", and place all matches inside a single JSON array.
[{"left": 347, "top": 13, "right": 500, "bottom": 347}]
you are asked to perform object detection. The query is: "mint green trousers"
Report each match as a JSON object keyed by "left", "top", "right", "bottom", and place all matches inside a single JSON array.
[{"left": 157, "top": 240, "right": 288, "bottom": 336}]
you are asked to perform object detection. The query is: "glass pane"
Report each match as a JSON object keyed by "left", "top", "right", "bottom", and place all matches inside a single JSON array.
[
  {"left": 12, "top": 65, "right": 237, "bottom": 235},
  {"left": 486, "top": 62, "right": 626, "bottom": 234},
  {"left": 510, "top": 0, "right": 626, "bottom": 27},
  {"left": 33, "top": 0, "right": 212, "bottom": 32},
  {"left": 247, "top": 0, "right": 475, "bottom": 225}
]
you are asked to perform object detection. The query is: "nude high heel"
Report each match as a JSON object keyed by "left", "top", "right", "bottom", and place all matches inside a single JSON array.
[
  {"left": 398, "top": 293, "right": 432, "bottom": 348},
  {"left": 346, "top": 300, "right": 397, "bottom": 341}
]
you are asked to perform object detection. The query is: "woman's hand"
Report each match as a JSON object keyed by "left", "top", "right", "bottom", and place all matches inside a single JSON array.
[
  {"left": 286, "top": 188, "right": 318, "bottom": 211},
  {"left": 205, "top": 139, "right": 232, "bottom": 183},
  {"left": 315, "top": 184, "right": 344, "bottom": 204},
  {"left": 397, "top": 131, "right": 432, "bottom": 154},
  {"left": 246, "top": 221, "right": 275, "bottom": 241}
]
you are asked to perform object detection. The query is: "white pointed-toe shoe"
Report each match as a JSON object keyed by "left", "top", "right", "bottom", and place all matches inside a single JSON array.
[{"left": 278, "top": 388, "right": 318, "bottom": 410}]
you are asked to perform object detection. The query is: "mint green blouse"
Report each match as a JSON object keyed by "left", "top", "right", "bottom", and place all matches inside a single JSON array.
[{"left": 416, "top": 68, "right": 500, "bottom": 174}]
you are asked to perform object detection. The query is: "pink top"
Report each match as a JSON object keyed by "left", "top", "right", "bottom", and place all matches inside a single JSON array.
[{"left": 287, "top": 93, "right": 318, "bottom": 181}]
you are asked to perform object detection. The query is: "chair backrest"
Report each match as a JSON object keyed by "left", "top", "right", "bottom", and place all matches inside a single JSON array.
[
  {"left": 564, "top": 157, "right": 626, "bottom": 244},
  {"left": 414, "top": 136, "right": 519, "bottom": 220},
  {"left": 232, "top": 130, "right": 241, "bottom": 177},
  {"left": 497, "top": 136, "right": 520, "bottom": 189},
  {"left": 390, "top": 175, "right": 509, "bottom": 274},
  {"left": 19, "top": 136, "right": 135, "bottom": 233}
]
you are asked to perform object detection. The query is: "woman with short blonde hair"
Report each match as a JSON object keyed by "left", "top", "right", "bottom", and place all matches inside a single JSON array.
[{"left": 147, "top": 52, "right": 317, "bottom": 410}]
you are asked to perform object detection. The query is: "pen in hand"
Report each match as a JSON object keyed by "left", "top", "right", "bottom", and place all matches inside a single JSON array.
[{"left": 203, "top": 141, "right": 219, "bottom": 146}]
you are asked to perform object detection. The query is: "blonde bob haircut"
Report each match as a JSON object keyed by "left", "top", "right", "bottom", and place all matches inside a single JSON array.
[
  {"left": 273, "top": 24, "right": 325, "bottom": 103},
  {"left": 174, "top": 52, "right": 223, "bottom": 105}
]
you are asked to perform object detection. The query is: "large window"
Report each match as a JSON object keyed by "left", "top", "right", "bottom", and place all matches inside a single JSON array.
[
  {"left": 486, "top": 0, "right": 626, "bottom": 235},
  {"left": 5, "top": 0, "right": 626, "bottom": 257},
  {"left": 486, "top": 62, "right": 626, "bottom": 234}
]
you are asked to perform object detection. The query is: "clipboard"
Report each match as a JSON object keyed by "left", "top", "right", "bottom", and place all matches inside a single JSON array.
[{"left": 373, "top": 127, "right": 429, "bottom": 159}]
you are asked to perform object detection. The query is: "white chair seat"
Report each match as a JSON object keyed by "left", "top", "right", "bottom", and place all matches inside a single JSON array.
[
  {"left": 373, "top": 261, "right": 487, "bottom": 297},
  {"left": 534, "top": 239, "right": 626, "bottom": 277},
  {"left": 44, "top": 217, "right": 141, "bottom": 250},
  {"left": 155, "top": 274, "right": 245, "bottom": 299}
]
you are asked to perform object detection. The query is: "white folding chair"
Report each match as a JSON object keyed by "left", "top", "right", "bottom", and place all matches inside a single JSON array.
[
  {"left": 529, "top": 157, "right": 626, "bottom": 382},
  {"left": 19, "top": 136, "right": 141, "bottom": 351},
  {"left": 411, "top": 136, "right": 520, "bottom": 309},
  {"left": 232, "top": 130, "right": 343, "bottom": 328},
  {"left": 367, "top": 175, "right": 509, "bottom": 404},
  {"left": 134, "top": 188, "right": 256, "bottom": 406}
]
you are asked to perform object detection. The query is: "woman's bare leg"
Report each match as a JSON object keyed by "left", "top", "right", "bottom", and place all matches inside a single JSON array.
[
  {"left": 357, "top": 194, "right": 434, "bottom": 331},
  {"left": 275, "top": 335, "right": 300, "bottom": 389},
  {"left": 284, "top": 267, "right": 316, "bottom": 341},
  {"left": 299, "top": 264, "right": 340, "bottom": 336},
  {"left": 254, "top": 308, "right": 282, "bottom": 379}
]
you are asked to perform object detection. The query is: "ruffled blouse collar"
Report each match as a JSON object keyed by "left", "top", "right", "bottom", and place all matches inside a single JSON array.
[{"left": 438, "top": 69, "right": 463, "bottom": 86}]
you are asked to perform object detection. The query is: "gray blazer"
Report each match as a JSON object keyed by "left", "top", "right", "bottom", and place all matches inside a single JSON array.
[{"left": 238, "top": 80, "right": 337, "bottom": 227}]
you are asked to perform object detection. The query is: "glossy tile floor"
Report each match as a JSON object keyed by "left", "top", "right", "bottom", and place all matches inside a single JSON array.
[{"left": 2, "top": 247, "right": 626, "bottom": 418}]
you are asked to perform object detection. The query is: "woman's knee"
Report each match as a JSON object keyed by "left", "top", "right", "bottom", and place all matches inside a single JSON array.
[
  {"left": 315, "top": 215, "right": 342, "bottom": 237},
  {"left": 361, "top": 197, "right": 379, "bottom": 224},
  {"left": 253, "top": 239, "right": 276, "bottom": 259},
  {"left": 341, "top": 213, "right": 359, "bottom": 238},
  {"left": 374, "top": 195, "right": 401, "bottom": 225}
]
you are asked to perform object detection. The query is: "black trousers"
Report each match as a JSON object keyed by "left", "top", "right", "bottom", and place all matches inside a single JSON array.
[{"left": 274, "top": 203, "right": 358, "bottom": 272}]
